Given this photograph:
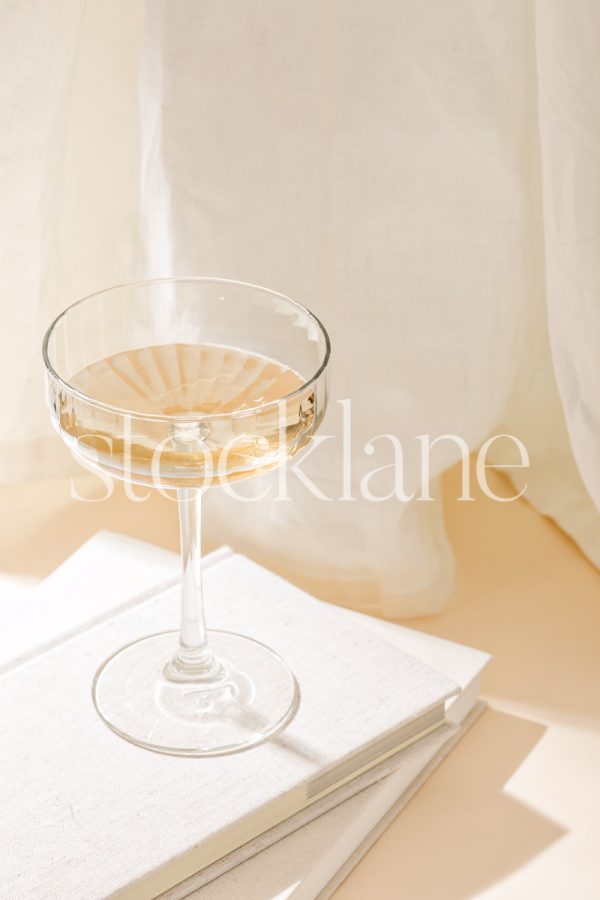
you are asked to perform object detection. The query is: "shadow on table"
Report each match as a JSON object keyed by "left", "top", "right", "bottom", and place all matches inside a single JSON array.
[{"left": 335, "top": 707, "right": 565, "bottom": 900}]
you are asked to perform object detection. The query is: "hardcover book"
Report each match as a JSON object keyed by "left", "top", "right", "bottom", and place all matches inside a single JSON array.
[{"left": 0, "top": 538, "right": 462, "bottom": 899}]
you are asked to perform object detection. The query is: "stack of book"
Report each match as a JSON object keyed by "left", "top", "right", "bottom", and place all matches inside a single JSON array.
[{"left": 0, "top": 534, "right": 489, "bottom": 899}]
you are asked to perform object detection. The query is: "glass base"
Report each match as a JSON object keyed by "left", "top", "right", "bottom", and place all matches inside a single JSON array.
[{"left": 92, "top": 630, "right": 299, "bottom": 757}]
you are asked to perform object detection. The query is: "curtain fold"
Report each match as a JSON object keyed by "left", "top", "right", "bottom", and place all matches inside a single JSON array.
[
  {"left": 0, "top": 0, "right": 142, "bottom": 481},
  {"left": 535, "top": 0, "right": 600, "bottom": 519}
]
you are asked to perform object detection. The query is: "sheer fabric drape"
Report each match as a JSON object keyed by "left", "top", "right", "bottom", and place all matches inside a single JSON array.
[{"left": 2, "top": 0, "right": 598, "bottom": 614}]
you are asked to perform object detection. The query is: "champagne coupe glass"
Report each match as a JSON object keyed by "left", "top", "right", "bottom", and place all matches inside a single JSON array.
[{"left": 42, "top": 278, "right": 330, "bottom": 756}]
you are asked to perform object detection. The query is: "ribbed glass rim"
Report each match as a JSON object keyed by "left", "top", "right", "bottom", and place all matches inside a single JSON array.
[{"left": 42, "top": 276, "right": 331, "bottom": 423}]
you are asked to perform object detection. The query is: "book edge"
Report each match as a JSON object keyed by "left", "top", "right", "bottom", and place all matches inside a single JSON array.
[
  {"left": 159, "top": 674, "right": 487, "bottom": 898},
  {"left": 315, "top": 700, "right": 488, "bottom": 900}
]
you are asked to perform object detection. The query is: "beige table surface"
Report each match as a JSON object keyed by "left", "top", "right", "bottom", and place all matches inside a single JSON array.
[{"left": 0, "top": 465, "right": 598, "bottom": 899}]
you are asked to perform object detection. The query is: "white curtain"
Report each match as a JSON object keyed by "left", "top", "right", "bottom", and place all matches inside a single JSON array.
[
  {"left": 2, "top": 0, "right": 599, "bottom": 616},
  {"left": 0, "top": 0, "right": 141, "bottom": 478}
]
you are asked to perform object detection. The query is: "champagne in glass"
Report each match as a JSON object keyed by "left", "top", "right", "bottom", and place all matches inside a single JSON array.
[
  {"left": 62, "top": 343, "right": 315, "bottom": 486},
  {"left": 43, "top": 278, "right": 330, "bottom": 756}
]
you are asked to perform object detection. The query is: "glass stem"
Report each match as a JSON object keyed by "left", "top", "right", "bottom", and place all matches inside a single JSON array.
[{"left": 164, "top": 488, "right": 222, "bottom": 682}]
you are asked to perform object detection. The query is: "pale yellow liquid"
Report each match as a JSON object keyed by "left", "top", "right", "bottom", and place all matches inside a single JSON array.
[{"left": 58, "top": 343, "right": 315, "bottom": 487}]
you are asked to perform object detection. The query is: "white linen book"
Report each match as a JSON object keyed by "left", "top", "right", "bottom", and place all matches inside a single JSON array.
[{"left": 0, "top": 535, "right": 468, "bottom": 900}]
